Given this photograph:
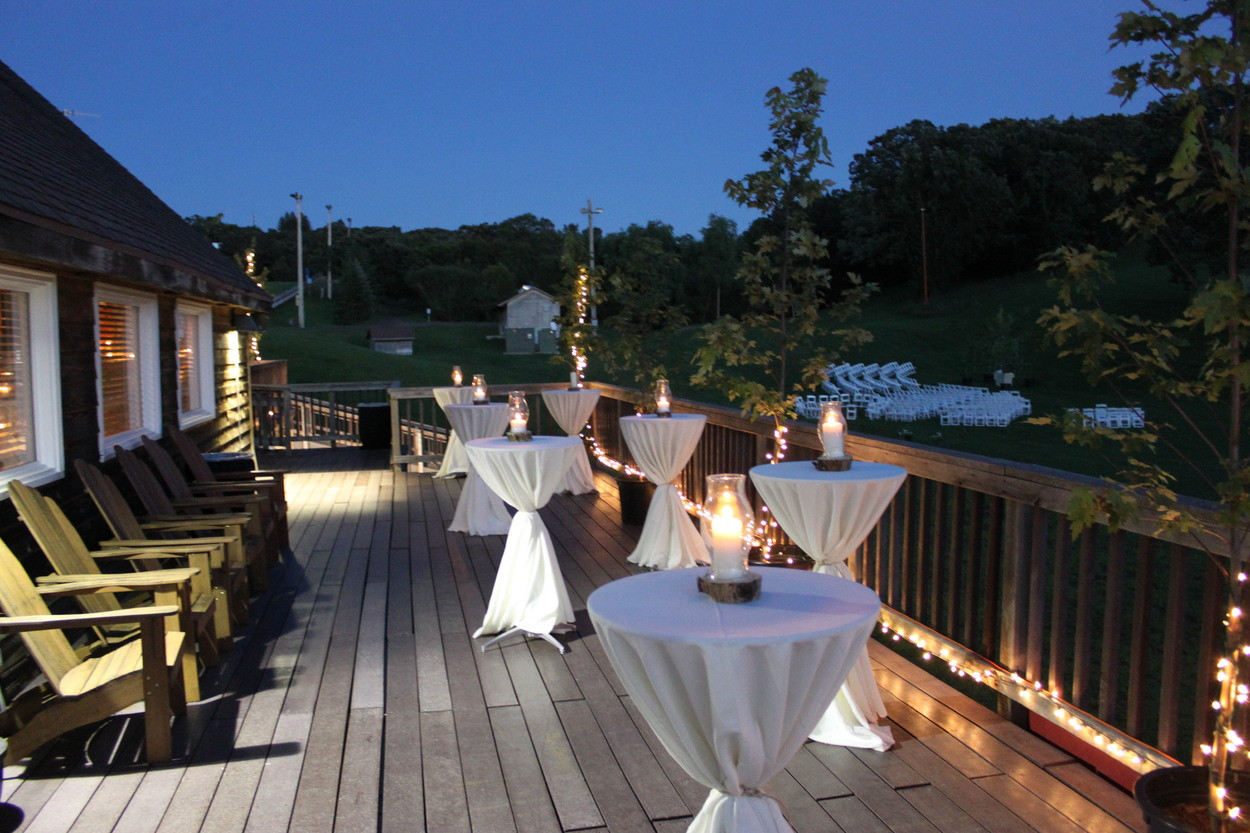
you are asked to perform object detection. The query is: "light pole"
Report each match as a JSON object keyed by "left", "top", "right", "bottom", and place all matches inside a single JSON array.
[
  {"left": 580, "top": 199, "right": 602, "bottom": 325},
  {"left": 579, "top": 199, "right": 602, "bottom": 269},
  {"left": 920, "top": 206, "right": 929, "bottom": 306},
  {"left": 325, "top": 204, "right": 333, "bottom": 301},
  {"left": 291, "top": 193, "right": 304, "bottom": 328}
]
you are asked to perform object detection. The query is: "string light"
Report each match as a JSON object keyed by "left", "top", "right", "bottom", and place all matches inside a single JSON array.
[{"left": 876, "top": 608, "right": 1175, "bottom": 774}]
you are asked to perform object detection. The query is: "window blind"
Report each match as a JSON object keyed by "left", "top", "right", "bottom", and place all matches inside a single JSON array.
[
  {"left": 0, "top": 288, "right": 33, "bottom": 470},
  {"left": 98, "top": 300, "right": 141, "bottom": 437}
]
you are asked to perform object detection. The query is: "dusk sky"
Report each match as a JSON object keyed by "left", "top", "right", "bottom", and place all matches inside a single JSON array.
[{"left": 3, "top": 1, "right": 1157, "bottom": 238}]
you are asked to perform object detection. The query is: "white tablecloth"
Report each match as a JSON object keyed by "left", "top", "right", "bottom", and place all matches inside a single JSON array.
[
  {"left": 465, "top": 436, "right": 582, "bottom": 641},
  {"left": 588, "top": 567, "right": 880, "bottom": 833},
  {"left": 445, "top": 403, "right": 512, "bottom": 535},
  {"left": 619, "top": 414, "right": 707, "bottom": 570},
  {"left": 433, "top": 386, "right": 475, "bottom": 478},
  {"left": 749, "top": 461, "right": 906, "bottom": 751},
  {"left": 541, "top": 388, "right": 600, "bottom": 494}
]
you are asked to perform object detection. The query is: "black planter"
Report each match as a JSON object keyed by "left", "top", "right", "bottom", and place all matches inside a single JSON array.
[
  {"left": 617, "top": 476, "right": 655, "bottom": 526},
  {"left": 1135, "top": 765, "right": 1250, "bottom": 833}
]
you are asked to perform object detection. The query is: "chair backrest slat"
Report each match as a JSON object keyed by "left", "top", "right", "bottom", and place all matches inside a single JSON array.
[
  {"left": 74, "top": 459, "right": 147, "bottom": 541},
  {"left": 8, "top": 481, "right": 120, "bottom": 616},
  {"left": 0, "top": 537, "right": 81, "bottom": 690},
  {"left": 114, "top": 446, "right": 178, "bottom": 517},
  {"left": 141, "top": 437, "right": 194, "bottom": 502},
  {"left": 166, "top": 427, "right": 216, "bottom": 484}
]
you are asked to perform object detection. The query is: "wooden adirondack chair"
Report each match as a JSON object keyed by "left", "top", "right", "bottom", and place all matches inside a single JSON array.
[
  {"left": 142, "top": 436, "right": 281, "bottom": 573},
  {"left": 74, "top": 459, "right": 251, "bottom": 629},
  {"left": 8, "top": 480, "right": 221, "bottom": 682},
  {"left": 165, "top": 426, "right": 289, "bottom": 553},
  {"left": 0, "top": 537, "right": 187, "bottom": 764},
  {"left": 114, "top": 445, "right": 270, "bottom": 591}
]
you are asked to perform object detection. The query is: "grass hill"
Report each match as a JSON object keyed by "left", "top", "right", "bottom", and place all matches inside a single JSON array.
[{"left": 256, "top": 258, "right": 1212, "bottom": 499}]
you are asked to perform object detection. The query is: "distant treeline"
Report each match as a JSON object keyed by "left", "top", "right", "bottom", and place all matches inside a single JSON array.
[{"left": 189, "top": 107, "right": 1183, "bottom": 323}]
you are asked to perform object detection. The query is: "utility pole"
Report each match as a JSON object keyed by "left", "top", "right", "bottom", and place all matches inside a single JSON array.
[
  {"left": 326, "top": 204, "right": 333, "bottom": 300},
  {"left": 292, "top": 193, "right": 305, "bottom": 328},
  {"left": 580, "top": 199, "right": 602, "bottom": 325},
  {"left": 920, "top": 206, "right": 930, "bottom": 306},
  {"left": 579, "top": 199, "right": 602, "bottom": 270}
]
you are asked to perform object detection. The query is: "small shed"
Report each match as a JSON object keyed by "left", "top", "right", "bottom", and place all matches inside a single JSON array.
[
  {"left": 498, "top": 285, "right": 559, "bottom": 354},
  {"left": 367, "top": 325, "right": 415, "bottom": 355}
]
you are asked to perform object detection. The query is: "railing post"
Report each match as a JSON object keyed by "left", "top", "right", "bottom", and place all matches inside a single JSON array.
[
  {"left": 998, "top": 499, "right": 1032, "bottom": 722},
  {"left": 282, "top": 388, "right": 293, "bottom": 451},
  {"left": 389, "top": 394, "right": 401, "bottom": 473}
]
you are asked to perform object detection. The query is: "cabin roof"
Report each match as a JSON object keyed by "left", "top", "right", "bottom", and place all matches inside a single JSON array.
[
  {"left": 498, "top": 284, "right": 556, "bottom": 307},
  {"left": 0, "top": 59, "right": 269, "bottom": 310}
]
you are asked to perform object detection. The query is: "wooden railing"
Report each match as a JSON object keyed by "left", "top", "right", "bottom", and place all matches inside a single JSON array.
[
  {"left": 582, "top": 383, "right": 1219, "bottom": 773},
  {"left": 252, "top": 381, "right": 399, "bottom": 449},
  {"left": 266, "top": 379, "right": 1220, "bottom": 772}
]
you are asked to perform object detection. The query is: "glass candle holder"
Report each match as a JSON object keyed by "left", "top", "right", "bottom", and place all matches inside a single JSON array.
[
  {"left": 701, "top": 473, "right": 753, "bottom": 581},
  {"left": 507, "top": 390, "right": 529, "bottom": 435},
  {"left": 655, "top": 378, "right": 672, "bottom": 417},
  {"left": 819, "top": 400, "right": 847, "bottom": 458},
  {"left": 451, "top": 365, "right": 463, "bottom": 386},
  {"left": 472, "top": 374, "right": 487, "bottom": 404}
]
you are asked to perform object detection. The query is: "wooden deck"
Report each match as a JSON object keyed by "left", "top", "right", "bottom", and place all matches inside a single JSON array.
[{"left": 0, "top": 449, "right": 1147, "bottom": 833}]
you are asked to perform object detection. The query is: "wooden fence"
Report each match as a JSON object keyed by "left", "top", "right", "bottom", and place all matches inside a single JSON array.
[{"left": 261, "top": 379, "right": 1224, "bottom": 772}]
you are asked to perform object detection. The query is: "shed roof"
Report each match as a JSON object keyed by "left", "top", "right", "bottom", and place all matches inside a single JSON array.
[
  {"left": 0, "top": 59, "right": 269, "bottom": 310},
  {"left": 498, "top": 284, "right": 556, "bottom": 307}
]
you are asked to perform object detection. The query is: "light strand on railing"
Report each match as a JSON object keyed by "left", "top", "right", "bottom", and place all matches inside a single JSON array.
[{"left": 876, "top": 608, "right": 1176, "bottom": 774}]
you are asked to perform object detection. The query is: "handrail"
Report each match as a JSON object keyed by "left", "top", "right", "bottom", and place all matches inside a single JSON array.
[{"left": 256, "top": 377, "right": 1221, "bottom": 772}]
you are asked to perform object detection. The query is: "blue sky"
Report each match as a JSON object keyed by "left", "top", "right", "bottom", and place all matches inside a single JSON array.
[{"left": 3, "top": 1, "right": 1155, "bottom": 237}]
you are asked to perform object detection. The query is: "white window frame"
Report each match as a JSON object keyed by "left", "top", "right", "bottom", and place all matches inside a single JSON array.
[
  {"left": 95, "top": 285, "right": 160, "bottom": 457},
  {"left": 0, "top": 265, "right": 62, "bottom": 492},
  {"left": 175, "top": 301, "right": 215, "bottom": 428}
]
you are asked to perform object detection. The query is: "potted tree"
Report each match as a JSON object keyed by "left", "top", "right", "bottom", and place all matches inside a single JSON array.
[
  {"left": 1037, "top": 3, "right": 1250, "bottom": 830},
  {"left": 692, "top": 67, "right": 874, "bottom": 461}
]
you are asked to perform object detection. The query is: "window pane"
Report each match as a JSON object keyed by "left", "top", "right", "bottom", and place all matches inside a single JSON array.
[
  {"left": 177, "top": 311, "right": 199, "bottom": 413},
  {"left": 98, "top": 300, "right": 140, "bottom": 436},
  {"left": 0, "top": 289, "right": 33, "bottom": 471}
]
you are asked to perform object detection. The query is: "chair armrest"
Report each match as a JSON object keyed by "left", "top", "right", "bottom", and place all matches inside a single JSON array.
[
  {"left": 172, "top": 495, "right": 265, "bottom": 510},
  {"left": 36, "top": 567, "right": 199, "bottom": 588},
  {"left": 139, "top": 515, "right": 248, "bottom": 528},
  {"left": 0, "top": 605, "right": 180, "bottom": 633},
  {"left": 100, "top": 537, "right": 235, "bottom": 552}
]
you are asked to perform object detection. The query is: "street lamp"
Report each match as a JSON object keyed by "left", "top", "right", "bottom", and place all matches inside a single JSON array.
[
  {"left": 580, "top": 199, "right": 602, "bottom": 325},
  {"left": 920, "top": 206, "right": 929, "bottom": 306},
  {"left": 291, "top": 192, "right": 304, "bottom": 328},
  {"left": 326, "top": 204, "right": 333, "bottom": 301}
]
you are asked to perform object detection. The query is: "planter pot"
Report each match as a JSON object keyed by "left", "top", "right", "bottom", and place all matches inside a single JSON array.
[
  {"left": 617, "top": 476, "right": 655, "bottom": 526},
  {"left": 1135, "top": 765, "right": 1250, "bottom": 833}
]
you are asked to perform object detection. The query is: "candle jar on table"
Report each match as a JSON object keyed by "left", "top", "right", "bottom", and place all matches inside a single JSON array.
[
  {"left": 507, "top": 390, "right": 532, "bottom": 441},
  {"left": 472, "top": 374, "right": 488, "bottom": 404},
  {"left": 815, "top": 400, "right": 853, "bottom": 471},
  {"left": 654, "top": 378, "right": 672, "bottom": 417},
  {"left": 701, "top": 474, "right": 753, "bottom": 581},
  {"left": 451, "top": 365, "right": 463, "bottom": 387}
]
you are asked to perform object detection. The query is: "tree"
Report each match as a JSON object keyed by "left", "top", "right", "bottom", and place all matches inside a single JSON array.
[
  {"left": 691, "top": 214, "right": 741, "bottom": 321},
  {"left": 600, "top": 229, "right": 689, "bottom": 405},
  {"left": 693, "top": 67, "right": 874, "bottom": 444},
  {"left": 333, "top": 257, "right": 375, "bottom": 324},
  {"left": 1035, "top": 3, "right": 1250, "bottom": 829}
]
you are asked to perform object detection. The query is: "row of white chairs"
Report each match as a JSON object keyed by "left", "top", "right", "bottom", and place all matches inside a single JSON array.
[
  {"left": 794, "top": 395, "right": 859, "bottom": 420},
  {"left": 822, "top": 361, "right": 920, "bottom": 399},
  {"left": 939, "top": 391, "right": 1033, "bottom": 427},
  {"left": 1070, "top": 404, "right": 1145, "bottom": 429}
]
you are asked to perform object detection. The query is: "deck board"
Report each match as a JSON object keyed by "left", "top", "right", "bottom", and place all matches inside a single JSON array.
[{"left": 0, "top": 448, "right": 1148, "bottom": 833}]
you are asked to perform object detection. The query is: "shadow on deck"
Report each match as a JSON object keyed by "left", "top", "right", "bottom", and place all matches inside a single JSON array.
[{"left": 0, "top": 448, "right": 1145, "bottom": 833}]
